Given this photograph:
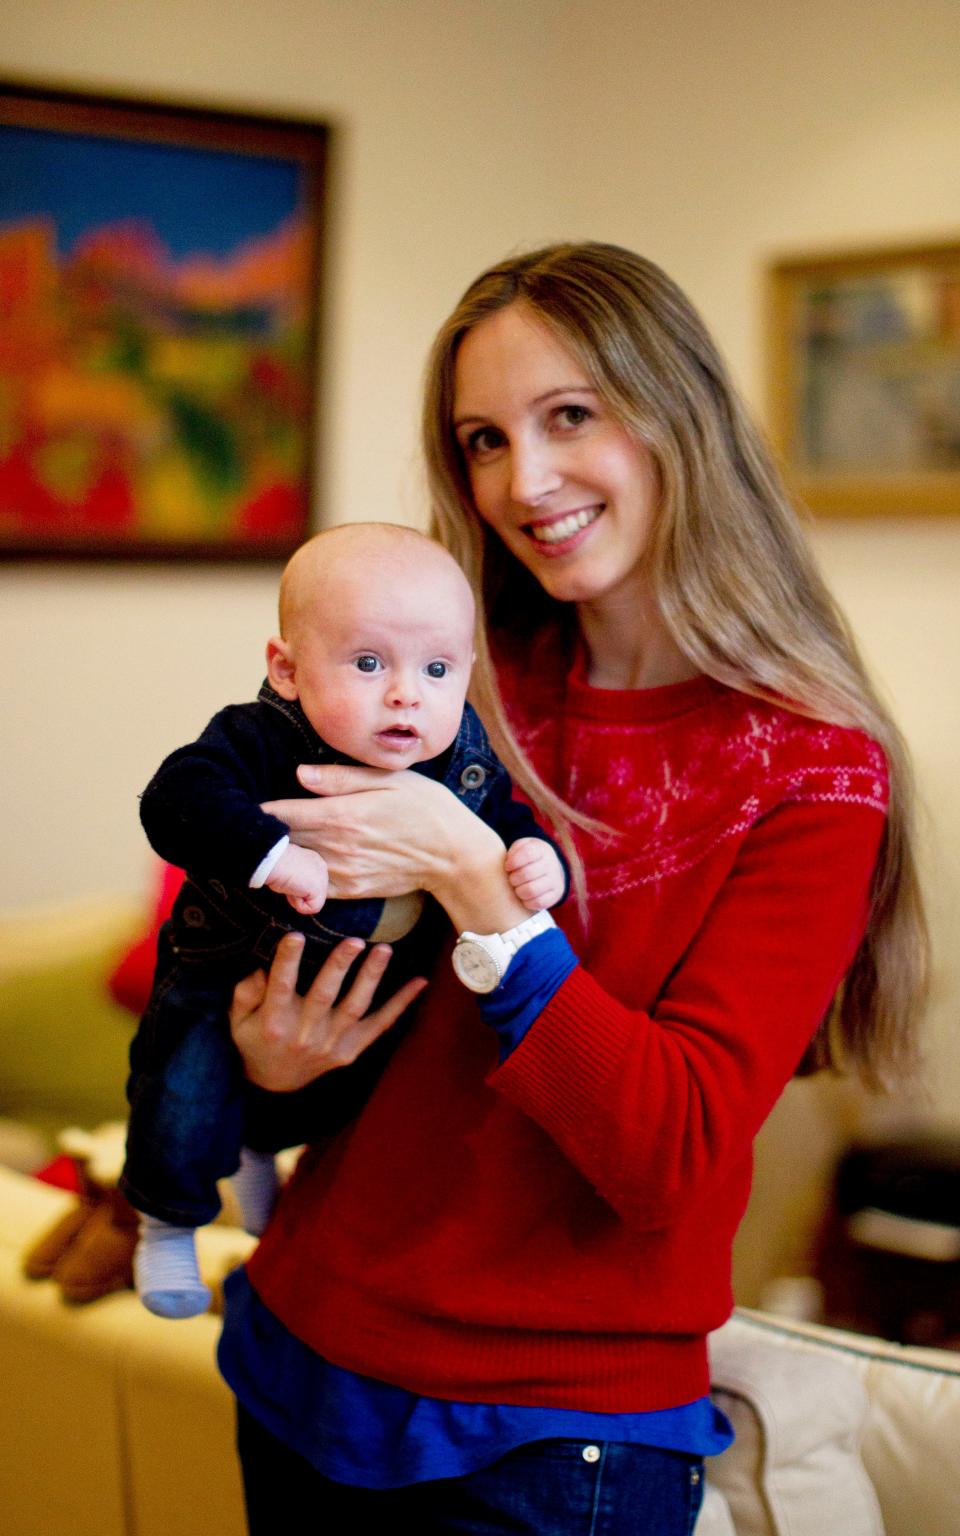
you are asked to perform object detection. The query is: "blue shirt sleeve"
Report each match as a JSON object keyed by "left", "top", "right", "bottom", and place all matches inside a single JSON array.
[{"left": 478, "top": 927, "right": 579, "bottom": 1060}]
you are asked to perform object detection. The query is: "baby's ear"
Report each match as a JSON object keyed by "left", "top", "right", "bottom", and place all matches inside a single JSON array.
[{"left": 266, "top": 636, "right": 299, "bottom": 700}]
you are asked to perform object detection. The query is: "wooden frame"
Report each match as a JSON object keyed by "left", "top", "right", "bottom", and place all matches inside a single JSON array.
[
  {"left": 766, "top": 239, "right": 960, "bottom": 517},
  {"left": 0, "top": 81, "right": 328, "bottom": 560}
]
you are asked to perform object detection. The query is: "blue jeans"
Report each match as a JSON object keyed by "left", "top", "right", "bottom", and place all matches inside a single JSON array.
[
  {"left": 237, "top": 1407, "right": 705, "bottom": 1536},
  {"left": 121, "top": 924, "right": 412, "bottom": 1225}
]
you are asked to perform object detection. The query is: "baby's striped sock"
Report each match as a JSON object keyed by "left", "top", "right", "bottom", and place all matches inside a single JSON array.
[
  {"left": 232, "top": 1147, "right": 279, "bottom": 1237},
  {"left": 134, "top": 1217, "right": 211, "bottom": 1318}
]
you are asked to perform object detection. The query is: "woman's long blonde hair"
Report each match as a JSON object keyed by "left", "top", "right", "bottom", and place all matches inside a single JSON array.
[{"left": 423, "top": 241, "right": 927, "bottom": 1087}]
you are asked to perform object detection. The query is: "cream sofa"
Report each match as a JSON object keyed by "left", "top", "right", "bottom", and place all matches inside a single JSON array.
[
  {"left": 2, "top": 1164, "right": 959, "bottom": 1536},
  {"left": 0, "top": 1165, "right": 254, "bottom": 1536}
]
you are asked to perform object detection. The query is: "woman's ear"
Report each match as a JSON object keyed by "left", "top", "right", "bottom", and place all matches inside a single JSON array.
[{"left": 266, "top": 636, "right": 299, "bottom": 700}]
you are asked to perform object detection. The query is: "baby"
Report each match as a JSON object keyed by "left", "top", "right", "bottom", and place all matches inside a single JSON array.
[{"left": 122, "top": 523, "right": 567, "bottom": 1318}]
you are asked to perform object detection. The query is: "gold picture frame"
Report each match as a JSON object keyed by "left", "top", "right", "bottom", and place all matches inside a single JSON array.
[{"left": 766, "top": 239, "right": 960, "bottom": 517}]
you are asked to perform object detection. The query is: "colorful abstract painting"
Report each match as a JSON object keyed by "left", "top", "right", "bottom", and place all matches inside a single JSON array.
[{"left": 0, "top": 86, "right": 327, "bottom": 557}]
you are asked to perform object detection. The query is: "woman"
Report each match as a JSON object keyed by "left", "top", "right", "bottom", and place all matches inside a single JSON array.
[{"left": 221, "top": 243, "right": 926, "bottom": 1534}]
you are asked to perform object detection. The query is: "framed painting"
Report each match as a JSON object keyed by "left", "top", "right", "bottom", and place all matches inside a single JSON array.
[
  {"left": 767, "top": 239, "right": 960, "bottom": 517},
  {"left": 0, "top": 82, "right": 328, "bottom": 559}
]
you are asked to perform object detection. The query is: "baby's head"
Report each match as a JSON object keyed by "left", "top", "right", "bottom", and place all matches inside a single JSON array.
[{"left": 266, "top": 523, "right": 476, "bottom": 770}]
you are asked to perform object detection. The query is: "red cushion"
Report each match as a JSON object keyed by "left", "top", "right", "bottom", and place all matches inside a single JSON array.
[
  {"left": 35, "top": 1153, "right": 81, "bottom": 1192},
  {"left": 107, "top": 862, "right": 184, "bottom": 1015}
]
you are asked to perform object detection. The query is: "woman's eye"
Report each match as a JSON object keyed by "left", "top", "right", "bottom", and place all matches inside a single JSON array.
[
  {"left": 556, "top": 404, "right": 591, "bottom": 428},
  {"left": 425, "top": 661, "right": 447, "bottom": 679},
  {"left": 465, "top": 426, "right": 504, "bottom": 458},
  {"left": 355, "top": 655, "right": 381, "bottom": 673}
]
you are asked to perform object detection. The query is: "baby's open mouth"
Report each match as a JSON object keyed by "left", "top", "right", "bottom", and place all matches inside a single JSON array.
[{"left": 378, "top": 726, "right": 419, "bottom": 741}]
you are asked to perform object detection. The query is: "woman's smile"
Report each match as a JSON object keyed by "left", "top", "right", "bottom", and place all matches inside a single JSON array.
[{"left": 526, "top": 505, "right": 603, "bottom": 551}]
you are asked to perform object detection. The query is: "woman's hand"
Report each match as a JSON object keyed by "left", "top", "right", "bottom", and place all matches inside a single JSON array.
[
  {"left": 263, "top": 764, "right": 529, "bottom": 933},
  {"left": 229, "top": 932, "right": 427, "bottom": 1092},
  {"left": 264, "top": 764, "right": 471, "bottom": 899}
]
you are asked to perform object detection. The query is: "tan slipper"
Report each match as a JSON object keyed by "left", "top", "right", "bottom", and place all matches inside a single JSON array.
[
  {"left": 23, "top": 1199, "right": 96, "bottom": 1280},
  {"left": 53, "top": 1188, "right": 139, "bottom": 1304}
]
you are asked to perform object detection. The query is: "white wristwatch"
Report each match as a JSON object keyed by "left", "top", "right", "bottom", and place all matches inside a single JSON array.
[{"left": 451, "top": 909, "right": 556, "bottom": 994}]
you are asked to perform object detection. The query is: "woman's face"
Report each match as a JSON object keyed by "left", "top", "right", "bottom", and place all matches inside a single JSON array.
[{"left": 452, "top": 302, "right": 660, "bottom": 610}]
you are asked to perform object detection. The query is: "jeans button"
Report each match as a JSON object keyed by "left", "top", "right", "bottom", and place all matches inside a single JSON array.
[
  {"left": 582, "top": 1444, "right": 601, "bottom": 1463},
  {"left": 460, "top": 763, "right": 486, "bottom": 790}
]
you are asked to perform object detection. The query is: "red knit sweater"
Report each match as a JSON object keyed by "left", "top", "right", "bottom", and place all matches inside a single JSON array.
[{"left": 247, "top": 637, "right": 887, "bottom": 1413}]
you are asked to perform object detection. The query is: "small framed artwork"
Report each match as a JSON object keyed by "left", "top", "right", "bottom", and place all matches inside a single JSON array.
[
  {"left": 0, "top": 81, "right": 328, "bottom": 559},
  {"left": 767, "top": 239, "right": 960, "bottom": 517}
]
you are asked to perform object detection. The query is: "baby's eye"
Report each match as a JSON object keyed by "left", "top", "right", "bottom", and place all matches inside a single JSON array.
[
  {"left": 354, "top": 655, "right": 381, "bottom": 673},
  {"left": 425, "top": 660, "right": 447, "bottom": 679}
]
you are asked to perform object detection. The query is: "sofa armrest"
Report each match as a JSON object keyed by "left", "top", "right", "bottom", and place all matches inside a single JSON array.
[
  {"left": 708, "top": 1312, "right": 883, "bottom": 1536},
  {"left": 706, "top": 1308, "right": 960, "bottom": 1536}
]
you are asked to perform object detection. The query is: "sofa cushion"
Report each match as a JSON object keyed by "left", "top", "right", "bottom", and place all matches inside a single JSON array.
[
  {"left": 708, "top": 1312, "right": 884, "bottom": 1536},
  {"left": 0, "top": 947, "right": 131, "bottom": 1143}
]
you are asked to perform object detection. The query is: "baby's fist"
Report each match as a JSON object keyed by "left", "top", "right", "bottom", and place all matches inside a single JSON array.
[
  {"left": 505, "top": 837, "right": 566, "bottom": 911},
  {"left": 266, "top": 844, "right": 330, "bottom": 915}
]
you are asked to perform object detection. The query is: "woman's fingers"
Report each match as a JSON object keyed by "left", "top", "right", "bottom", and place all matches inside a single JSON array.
[
  {"left": 260, "top": 930, "right": 306, "bottom": 1004},
  {"left": 230, "top": 934, "right": 414, "bottom": 1090},
  {"left": 307, "top": 944, "right": 395, "bottom": 1066},
  {"left": 296, "top": 942, "right": 428, "bottom": 1067},
  {"left": 335, "top": 972, "right": 430, "bottom": 1065},
  {"left": 262, "top": 765, "right": 391, "bottom": 825},
  {"left": 297, "top": 763, "right": 392, "bottom": 794},
  {"left": 369, "top": 974, "right": 430, "bottom": 1031},
  {"left": 296, "top": 937, "right": 367, "bottom": 1038},
  {"left": 229, "top": 966, "right": 268, "bottom": 1024}
]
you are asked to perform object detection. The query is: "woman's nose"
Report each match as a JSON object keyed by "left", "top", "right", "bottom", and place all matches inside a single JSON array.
[{"left": 509, "top": 436, "right": 562, "bottom": 506}]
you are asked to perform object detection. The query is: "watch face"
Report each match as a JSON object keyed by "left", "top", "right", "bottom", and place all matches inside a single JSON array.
[{"left": 453, "top": 939, "right": 501, "bottom": 993}]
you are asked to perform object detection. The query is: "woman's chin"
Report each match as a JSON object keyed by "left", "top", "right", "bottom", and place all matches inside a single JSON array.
[{"left": 533, "top": 560, "right": 618, "bottom": 608}]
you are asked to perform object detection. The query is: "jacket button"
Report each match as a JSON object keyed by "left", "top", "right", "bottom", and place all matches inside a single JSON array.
[
  {"left": 581, "top": 1444, "right": 601, "bottom": 1463},
  {"left": 460, "top": 763, "right": 486, "bottom": 789},
  {"left": 182, "top": 906, "right": 206, "bottom": 928}
]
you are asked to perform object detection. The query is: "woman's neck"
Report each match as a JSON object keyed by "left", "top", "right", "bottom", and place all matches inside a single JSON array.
[{"left": 576, "top": 588, "right": 699, "bottom": 691}]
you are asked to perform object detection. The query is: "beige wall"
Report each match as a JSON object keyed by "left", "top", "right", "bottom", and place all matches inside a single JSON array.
[
  {"left": 2, "top": 0, "right": 959, "bottom": 1130},
  {"left": 0, "top": 0, "right": 573, "bottom": 909},
  {"left": 543, "top": 0, "right": 960, "bottom": 1135}
]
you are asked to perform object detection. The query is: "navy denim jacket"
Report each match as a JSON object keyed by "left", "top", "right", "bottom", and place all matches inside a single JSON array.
[
  {"left": 140, "top": 683, "right": 567, "bottom": 969},
  {"left": 124, "top": 686, "right": 568, "bottom": 1225}
]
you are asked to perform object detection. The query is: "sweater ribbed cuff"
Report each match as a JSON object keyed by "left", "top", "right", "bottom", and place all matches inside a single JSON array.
[{"left": 478, "top": 928, "right": 578, "bottom": 1060}]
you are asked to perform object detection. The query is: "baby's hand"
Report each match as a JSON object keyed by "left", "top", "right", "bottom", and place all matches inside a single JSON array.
[
  {"left": 266, "top": 844, "right": 330, "bottom": 915},
  {"left": 505, "top": 837, "right": 566, "bottom": 912}
]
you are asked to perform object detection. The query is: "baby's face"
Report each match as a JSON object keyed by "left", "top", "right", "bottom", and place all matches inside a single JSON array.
[{"left": 276, "top": 565, "right": 474, "bottom": 770}]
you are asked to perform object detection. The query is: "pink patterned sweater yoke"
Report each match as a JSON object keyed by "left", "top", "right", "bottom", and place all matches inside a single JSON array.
[{"left": 247, "top": 634, "right": 887, "bottom": 1414}]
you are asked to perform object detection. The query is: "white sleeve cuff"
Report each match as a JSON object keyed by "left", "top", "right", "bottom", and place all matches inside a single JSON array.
[{"left": 249, "top": 836, "right": 289, "bottom": 888}]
